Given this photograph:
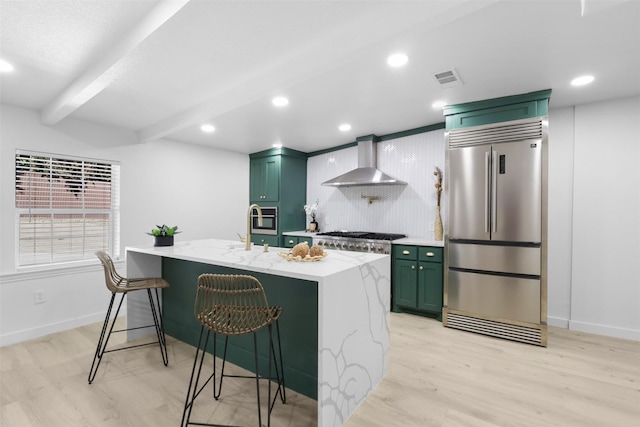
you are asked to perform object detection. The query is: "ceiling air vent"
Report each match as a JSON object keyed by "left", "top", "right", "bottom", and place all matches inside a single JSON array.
[{"left": 433, "top": 68, "right": 463, "bottom": 88}]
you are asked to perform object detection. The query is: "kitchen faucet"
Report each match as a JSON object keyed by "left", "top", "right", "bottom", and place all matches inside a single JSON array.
[{"left": 246, "top": 204, "right": 262, "bottom": 250}]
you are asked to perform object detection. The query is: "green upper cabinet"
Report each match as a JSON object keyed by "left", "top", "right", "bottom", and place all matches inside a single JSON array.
[
  {"left": 443, "top": 89, "right": 552, "bottom": 129},
  {"left": 249, "top": 148, "right": 308, "bottom": 237},
  {"left": 250, "top": 155, "right": 280, "bottom": 202}
]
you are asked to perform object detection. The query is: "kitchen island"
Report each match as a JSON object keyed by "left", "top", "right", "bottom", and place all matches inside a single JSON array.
[{"left": 125, "top": 239, "right": 391, "bottom": 427}]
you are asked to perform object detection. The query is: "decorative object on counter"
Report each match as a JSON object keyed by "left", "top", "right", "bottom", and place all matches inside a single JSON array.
[
  {"left": 147, "top": 224, "right": 180, "bottom": 246},
  {"left": 278, "top": 252, "right": 328, "bottom": 262},
  {"left": 434, "top": 167, "right": 443, "bottom": 241},
  {"left": 279, "top": 241, "right": 327, "bottom": 261},
  {"left": 291, "top": 241, "right": 309, "bottom": 257},
  {"left": 361, "top": 194, "right": 381, "bottom": 205},
  {"left": 304, "top": 199, "right": 319, "bottom": 232}
]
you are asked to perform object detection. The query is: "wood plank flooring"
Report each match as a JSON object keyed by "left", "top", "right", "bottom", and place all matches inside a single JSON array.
[{"left": 1, "top": 313, "right": 638, "bottom": 426}]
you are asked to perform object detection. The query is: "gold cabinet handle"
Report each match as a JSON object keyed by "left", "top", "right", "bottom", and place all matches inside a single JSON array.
[
  {"left": 426, "top": 252, "right": 435, "bottom": 257},
  {"left": 402, "top": 250, "right": 410, "bottom": 255},
  {"left": 419, "top": 266, "right": 424, "bottom": 270}
]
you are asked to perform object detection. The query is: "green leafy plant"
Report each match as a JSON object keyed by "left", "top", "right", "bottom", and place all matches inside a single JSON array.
[{"left": 147, "top": 224, "right": 180, "bottom": 237}]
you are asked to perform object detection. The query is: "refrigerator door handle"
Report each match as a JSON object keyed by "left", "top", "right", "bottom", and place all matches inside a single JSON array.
[
  {"left": 492, "top": 150, "right": 498, "bottom": 233},
  {"left": 484, "top": 151, "right": 490, "bottom": 233}
]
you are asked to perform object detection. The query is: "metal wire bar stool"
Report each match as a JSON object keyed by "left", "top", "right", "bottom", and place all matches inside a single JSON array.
[
  {"left": 181, "top": 274, "right": 286, "bottom": 427},
  {"left": 88, "top": 250, "right": 169, "bottom": 384}
]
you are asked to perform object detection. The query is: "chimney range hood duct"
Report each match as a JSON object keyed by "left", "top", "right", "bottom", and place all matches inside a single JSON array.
[{"left": 322, "top": 137, "right": 407, "bottom": 187}]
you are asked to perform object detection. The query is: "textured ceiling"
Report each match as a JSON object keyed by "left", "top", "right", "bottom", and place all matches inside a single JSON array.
[{"left": 1, "top": 0, "right": 639, "bottom": 154}]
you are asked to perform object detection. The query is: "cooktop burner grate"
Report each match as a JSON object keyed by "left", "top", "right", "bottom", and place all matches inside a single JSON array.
[{"left": 316, "top": 231, "right": 406, "bottom": 241}]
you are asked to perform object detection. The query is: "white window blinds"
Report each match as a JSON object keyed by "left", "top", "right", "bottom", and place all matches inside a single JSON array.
[{"left": 15, "top": 150, "right": 120, "bottom": 266}]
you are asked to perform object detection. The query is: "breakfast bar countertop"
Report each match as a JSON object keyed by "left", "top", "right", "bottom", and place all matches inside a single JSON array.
[{"left": 126, "top": 238, "right": 388, "bottom": 282}]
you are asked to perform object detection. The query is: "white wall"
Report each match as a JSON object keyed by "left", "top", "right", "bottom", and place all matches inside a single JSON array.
[
  {"left": 0, "top": 104, "right": 249, "bottom": 346},
  {"left": 569, "top": 97, "right": 640, "bottom": 339},
  {"left": 306, "top": 129, "right": 445, "bottom": 237},
  {"left": 308, "top": 96, "right": 640, "bottom": 341},
  {"left": 547, "top": 107, "right": 575, "bottom": 328}
]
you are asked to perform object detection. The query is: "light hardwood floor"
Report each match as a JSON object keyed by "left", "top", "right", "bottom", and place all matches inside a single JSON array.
[{"left": 1, "top": 313, "right": 638, "bottom": 426}]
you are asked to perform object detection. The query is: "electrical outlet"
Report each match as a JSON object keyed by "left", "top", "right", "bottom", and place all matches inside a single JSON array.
[{"left": 34, "top": 289, "right": 46, "bottom": 304}]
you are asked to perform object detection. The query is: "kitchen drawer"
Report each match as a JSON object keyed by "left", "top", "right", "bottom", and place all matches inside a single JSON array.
[
  {"left": 393, "top": 245, "right": 418, "bottom": 260},
  {"left": 284, "top": 237, "right": 298, "bottom": 248},
  {"left": 418, "top": 246, "right": 443, "bottom": 263},
  {"left": 284, "top": 236, "right": 312, "bottom": 248},
  {"left": 251, "top": 234, "right": 280, "bottom": 247}
]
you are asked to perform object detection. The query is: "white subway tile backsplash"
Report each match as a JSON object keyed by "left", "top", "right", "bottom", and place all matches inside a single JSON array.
[{"left": 306, "top": 129, "right": 445, "bottom": 238}]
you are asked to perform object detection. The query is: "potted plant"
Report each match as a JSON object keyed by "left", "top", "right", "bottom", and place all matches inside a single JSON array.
[
  {"left": 147, "top": 224, "right": 180, "bottom": 247},
  {"left": 303, "top": 199, "right": 319, "bottom": 232}
]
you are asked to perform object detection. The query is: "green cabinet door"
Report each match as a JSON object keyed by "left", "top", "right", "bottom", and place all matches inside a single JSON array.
[
  {"left": 250, "top": 156, "right": 280, "bottom": 202},
  {"left": 284, "top": 236, "right": 298, "bottom": 248},
  {"left": 443, "top": 89, "right": 552, "bottom": 130},
  {"left": 283, "top": 236, "right": 312, "bottom": 248},
  {"left": 393, "top": 259, "right": 418, "bottom": 308},
  {"left": 250, "top": 234, "right": 280, "bottom": 247},
  {"left": 417, "top": 261, "right": 443, "bottom": 313}
]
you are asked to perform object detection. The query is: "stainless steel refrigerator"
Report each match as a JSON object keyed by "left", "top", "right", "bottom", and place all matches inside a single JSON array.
[{"left": 444, "top": 117, "right": 548, "bottom": 346}]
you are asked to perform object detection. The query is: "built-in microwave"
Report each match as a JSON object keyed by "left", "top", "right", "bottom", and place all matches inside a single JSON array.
[{"left": 250, "top": 206, "right": 277, "bottom": 235}]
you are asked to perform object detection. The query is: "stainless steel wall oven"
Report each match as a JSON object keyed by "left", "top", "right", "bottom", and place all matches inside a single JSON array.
[{"left": 250, "top": 206, "right": 277, "bottom": 235}]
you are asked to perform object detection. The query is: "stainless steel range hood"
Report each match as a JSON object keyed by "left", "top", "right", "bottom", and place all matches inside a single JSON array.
[{"left": 322, "top": 137, "right": 407, "bottom": 187}]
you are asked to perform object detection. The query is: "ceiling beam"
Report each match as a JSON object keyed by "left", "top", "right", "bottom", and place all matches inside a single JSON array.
[{"left": 40, "top": 0, "right": 191, "bottom": 125}]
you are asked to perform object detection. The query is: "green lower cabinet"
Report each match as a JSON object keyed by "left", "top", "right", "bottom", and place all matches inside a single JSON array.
[
  {"left": 392, "top": 245, "right": 443, "bottom": 320},
  {"left": 417, "top": 261, "right": 443, "bottom": 313},
  {"left": 393, "top": 259, "right": 418, "bottom": 307},
  {"left": 161, "top": 257, "right": 319, "bottom": 399},
  {"left": 250, "top": 234, "right": 280, "bottom": 247},
  {"left": 283, "top": 236, "right": 313, "bottom": 248}
]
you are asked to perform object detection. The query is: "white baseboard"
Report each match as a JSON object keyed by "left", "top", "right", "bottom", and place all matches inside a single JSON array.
[
  {"left": 547, "top": 316, "right": 570, "bottom": 329},
  {"left": 569, "top": 320, "right": 640, "bottom": 342},
  {"left": 0, "top": 311, "right": 115, "bottom": 347}
]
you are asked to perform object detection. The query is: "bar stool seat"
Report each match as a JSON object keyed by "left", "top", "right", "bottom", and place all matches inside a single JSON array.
[
  {"left": 181, "top": 274, "right": 286, "bottom": 427},
  {"left": 88, "top": 250, "right": 169, "bottom": 384}
]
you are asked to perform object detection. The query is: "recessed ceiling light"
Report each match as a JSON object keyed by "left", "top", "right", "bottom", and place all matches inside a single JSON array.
[
  {"left": 387, "top": 53, "right": 408, "bottom": 68},
  {"left": 339, "top": 124, "right": 351, "bottom": 132},
  {"left": 571, "top": 75, "right": 594, "bottom": 86},
  {"left": 432, "top": 100, "right": 447, "bottom": 109},
  {"left": 0, "top": 59, "right": 14, "bottom": 73},
  {"left": 273, "top": 142, "right": 283, "bottom": 148},
  {"left": 272, "top": 96, "right": 289, "bottom": 107},
  {"left": 200, "top": 124, "right": 215, "bottom": 133}
]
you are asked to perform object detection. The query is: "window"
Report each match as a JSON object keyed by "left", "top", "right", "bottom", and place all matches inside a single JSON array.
[{"left": 15, "top": 150, "right": 120, "bottom": 267}]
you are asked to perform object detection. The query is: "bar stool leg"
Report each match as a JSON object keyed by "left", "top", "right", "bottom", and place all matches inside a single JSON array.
[
  {"left": 147, "top": 288, "right": 168, "bottom": 366},
  {"left": 181, "top": 326, "right": 211, "bottom": 427},
  {"left": 253, "top": 332, "right": 262, "bottom": 427},
  {"left": 213, "top": 335, "right": 230, "bottom": 400},
  {"left": 267, "top": 324, "right": 273, "bottom": 427},
  {"left": 272, "top": 320, "right": 286, "bottom": 404},
  {"left": 88, "top": 292, "right": 125, "bottom": 384}
]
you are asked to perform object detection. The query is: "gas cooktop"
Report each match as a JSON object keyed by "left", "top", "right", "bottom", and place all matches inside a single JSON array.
[{"left": 316, "top": 231, "right": 406, "bottom": 241}]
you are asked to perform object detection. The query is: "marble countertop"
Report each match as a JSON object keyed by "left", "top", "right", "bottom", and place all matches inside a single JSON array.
[
  {"left": 281, "top": 230, "right": 319, "bottom": 238},
  {"left": 393, "top": 237, "right": 444, "bottom": 247},
  {"left": 126, "top": 238, "right": 388, "bottom": 282},
  {"left": 282, "top": 230, "right": 445, "bottom": 248}
]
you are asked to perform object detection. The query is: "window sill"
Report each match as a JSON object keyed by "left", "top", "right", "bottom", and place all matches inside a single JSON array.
[{"left": 0, "top": 258, "right": 124, "bottom": 284}]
